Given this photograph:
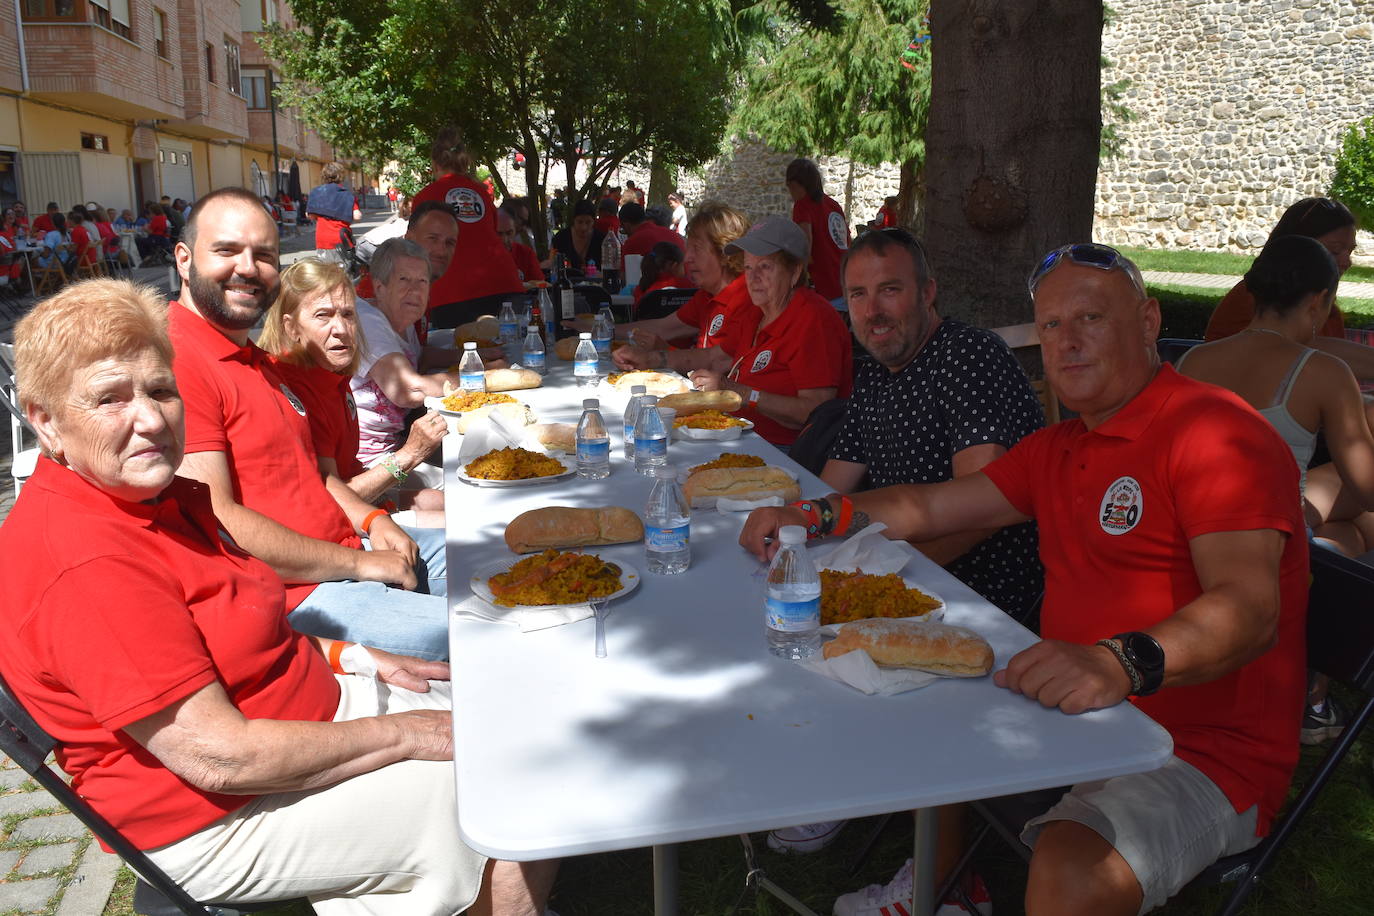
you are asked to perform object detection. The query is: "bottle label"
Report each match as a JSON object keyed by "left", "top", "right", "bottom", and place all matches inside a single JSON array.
[
  {"left": 574, "top": 358, "right": 599, "bottom": 376},
  {"left": 500, "top": 321, "right": 517, "bottom": 340},
  {"left": 577, "top": 439, "right": 610, "bottom": 464},
  {"left": 623, "top": 421, "right": 636, "bottom": 443},
  {"left": 766, "top": 597, "right": 820, "bottom": 632},
  {"left": 646, "top": 523, "right": 689, "bottom": 552},
  {"left": 634, "top": 437, "right": 667, "bottom": 459},
  {"left": 594, "top": 337, "right": 611, "bottom": 356},
  {"left": 561, "top": 290, "right": 575, "bottom": 319},
  {"left": 524, "top": 351, "right": 545, "bottom": 371},
  {"left": 459, "top": 372, "right": 485, "bottom": 391}
]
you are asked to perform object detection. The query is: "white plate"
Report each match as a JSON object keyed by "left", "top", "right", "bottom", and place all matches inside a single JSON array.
[
  {"left": 424, "top": 393, "right": 523, "bottom": 418},
  {"left": 469, "top": 555, "right": 642, "bottom": 610},
  {"left": 818, "top": 574, "right": 945, "bottom": 636},
  {"left": 456, "top": 456, "right": 575, "bottom": 487},
  {"left": 673, "top": 418, "right": 755, "bottom": 440}
]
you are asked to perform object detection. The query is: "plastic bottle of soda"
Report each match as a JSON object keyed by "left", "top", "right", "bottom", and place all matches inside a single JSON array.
[
  {"left": 765, "top": 526, "right": 821, "bottom": 659},
  {"left": 644, "top": 465, "right": 690, "bottom": 575},
  {"left": 458, "top": 342, "right": 485, "bottom": 392},
  {"left": 576, "top": 398, "right": 611, "bottom": 479}
]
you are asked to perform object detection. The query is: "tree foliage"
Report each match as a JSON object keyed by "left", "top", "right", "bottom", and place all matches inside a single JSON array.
[
  {"left": 264, "top": 0, "right": 742, "bottom": 245},
  {"left": 731, "top": 0, "right": 931, "bottom": 220},
  {"left": 1331, "top": 115, "right": 1374, "bottom": 232}
]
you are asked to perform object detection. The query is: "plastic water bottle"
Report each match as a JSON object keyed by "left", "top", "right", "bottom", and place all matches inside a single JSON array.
[
  {"left": 576, "top": 398, "right": 610, "bottom": 479},
  {"left": 765, "top": 526, "right": 821, "bottom": 659},
  {"left": 522, "top": 325, "right": 545, "bottom": 374},
  {"left": 518, "top": 299, "right": 531, "bottom": 339},
  {"left": 644, "top": 465, "right": 690, "bottom": 575},
  {"left": 593, "top": 308, "right": 614, "bottom": 357},
  {"left": 622, "top": 384, "right": 648, "bottom": 460},
  {"left": 633, "top": 397, "right": 668, "bottom": 475},
  {"left": 601, "top": 229, "right": 622, "bottom": 289},
  {"left": 574, "top": 332, "right": 600, "bottom": 387},
  {"left": 538, "top": 287, "right": 556, "bottom": 343},
  {"left": 498, "top": 301, "right": 517, "bottom": 344},
  {"left": 458, "top": 341, "right": 485, "bottom": 391}
]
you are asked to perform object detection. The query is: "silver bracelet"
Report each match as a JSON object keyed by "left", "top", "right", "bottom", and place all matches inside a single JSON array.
[{"left": 1096, "top": 638, "right": 1143, "bottom": 695}]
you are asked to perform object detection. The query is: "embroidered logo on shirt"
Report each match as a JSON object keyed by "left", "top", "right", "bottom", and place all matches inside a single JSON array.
[
  {"left": 279, "top": 384, "right": 307, "bottom": 417},
  {"left": 708, "top": 314, "right": 725, "bottom": 337},
  {"left": 751, "top": 349, "right": 773, "bottom": 374},
  {"left": 1099, "top": 475, "right": 1143, "bottom": 535},
  {"left": 445, "top": 187, "right": 486, "bottom": 223},
  {"left": 827, "top": 211, "right": 849, "bottom": 250}
]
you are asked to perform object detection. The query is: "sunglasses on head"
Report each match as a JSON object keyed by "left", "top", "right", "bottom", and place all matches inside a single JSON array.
[{"left": 1027, "top": 243, "right": 1146, "bottom": 299}]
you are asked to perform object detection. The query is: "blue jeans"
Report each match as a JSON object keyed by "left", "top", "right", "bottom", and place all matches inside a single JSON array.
[{"left": 287, "top": 524, "right": 450, "bottom": 660}]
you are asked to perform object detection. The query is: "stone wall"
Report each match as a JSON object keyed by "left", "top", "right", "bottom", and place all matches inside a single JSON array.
[{"left": 1095, "top": 0, "right": 1374, "bottom": 255}]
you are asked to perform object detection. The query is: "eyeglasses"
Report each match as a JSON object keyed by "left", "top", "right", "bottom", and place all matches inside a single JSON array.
[{"left": 1027, "top": 243, "right": 1146, "bottom": 300}]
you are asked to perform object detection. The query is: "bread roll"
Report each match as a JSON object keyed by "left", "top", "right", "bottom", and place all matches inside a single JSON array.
[
  {"left": 823, "top": 618, "right": 993, "bottom": 677},
  {"left": 504, "top": 506, "right": 644, "bottom": 554},
  {"left": 484, "top": 367, "right": 542, "bottom": 392},
  {"left": 607, "top": 370, "right": 690, "bottom": 396},
  {"left": 657, "top": 390, "right": 743, "bottom": 416},
  {"left": 529, "top": 422, "right": 576, "bottom": 453},
  {"left": 455, "top": 316, "right": 501, "bottom": 341},
  {"left": 682, "top": 466, "right": 799, "bottom": 508}
]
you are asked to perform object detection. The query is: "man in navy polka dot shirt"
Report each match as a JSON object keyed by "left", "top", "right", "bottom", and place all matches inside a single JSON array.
[{"left": 824, "top": 228, "right": 1045, "bottom": 619}]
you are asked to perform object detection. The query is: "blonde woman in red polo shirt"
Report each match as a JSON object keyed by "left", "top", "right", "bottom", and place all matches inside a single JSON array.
[{"left": 0, "top": 278, "right": 556, "bottom": 915}]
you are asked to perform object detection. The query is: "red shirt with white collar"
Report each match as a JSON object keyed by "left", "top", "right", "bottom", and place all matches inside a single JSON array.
[
  {"left": 981, "top": 365, "right": 1308, "bottom": 835},
  {"left": 168, "top": 303, "right": 361, "bottom": 610}
]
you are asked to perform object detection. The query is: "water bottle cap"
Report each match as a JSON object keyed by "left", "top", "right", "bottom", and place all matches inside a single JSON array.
[
  {"left": 778, "top": 525, "right": 806, "bottom": 545},
  {"left": 631, "top": 385, "right": 647, "bottom": 395},
  {"left": 579, "top": 332, "right": 592, "bottom": 339},
  {"left": 502, "top": 301, "right": 512, "bottom": 308},
  {"left": 583, "top": 398, "right": 599, "bottom": 409},
  {"left": 462, "top": 341, "right": 476, "bottom": 350}
]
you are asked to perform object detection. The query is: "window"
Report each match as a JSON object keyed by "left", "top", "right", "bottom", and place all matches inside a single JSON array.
[
  {"left": 260, "top": 0, "right": 276, "bottom": 26},
  {"left": 241, "top": 68, "right": 270, "bottom": 110},
  {"left": 152, "top": 8, "right": 167, "bottom": 58},
  {"left": 225, "top": 38, "right": 242, "bottom": 95},
  {"left": 205, "top": 42, "right": 215, "bottom": 83},
  {"left": 21, "top": 0, "right": 78, "bottom": 21},
  {"left": 86, "top": 0, "right": 130, "bottom": 38},
  {"left": 81, "top": 132, "right": 110, "bottom": 152}
]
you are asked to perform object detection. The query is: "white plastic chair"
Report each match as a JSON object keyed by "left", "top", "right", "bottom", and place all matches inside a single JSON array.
[{"left": 0, "top": 343, "right": 39, "bottom": 499}]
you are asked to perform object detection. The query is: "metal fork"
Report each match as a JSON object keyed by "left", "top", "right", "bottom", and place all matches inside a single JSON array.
[{"left": 592, "top": 595, "right": 611, "bottom": 658}]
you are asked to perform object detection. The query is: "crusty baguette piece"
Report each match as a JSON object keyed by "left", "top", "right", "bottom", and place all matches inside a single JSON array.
[
  {"left": 529, "top": 422, "right": 576, "bottom": 453},
  {"left": 504, "top": 506, "right": 645, "bottom": 554},
  {"left": 484, "top": 367, "right": 542, "bottom": 391},
  {"left": 657, "top": 389, "right": 743, "bottom": 416},
  {"left": 823, "top": 618, "right": 993, "bottom": 677},
  {"left": 682, "top": 466, "right": 799, "bottom": 508},
  {"left": 455, "top": 316, "right": 500, "bottom": 341}
]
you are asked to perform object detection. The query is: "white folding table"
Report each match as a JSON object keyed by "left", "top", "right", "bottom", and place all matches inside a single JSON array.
[{"left": 444, "top": 362, "right": 1173, "bottom": 914}]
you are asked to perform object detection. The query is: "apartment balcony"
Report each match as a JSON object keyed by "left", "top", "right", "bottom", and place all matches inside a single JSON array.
[
  {"left": 23, "top": 21, "right": 182, "bottom": 120},
  {"left": 247, "top": 108, "right": 299, "bottom": 157},
  {"left": 173, "top": 77, "right": 248, "bottom": 141}
]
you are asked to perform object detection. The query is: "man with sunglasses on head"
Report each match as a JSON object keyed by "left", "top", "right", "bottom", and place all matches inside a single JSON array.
[{"left": 743, "top": 243, "right": 1309, "bottom": 916}]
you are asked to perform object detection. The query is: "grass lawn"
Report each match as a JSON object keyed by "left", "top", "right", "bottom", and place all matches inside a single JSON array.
[
  {"left": 100, "top": 720, "right": 1374, "bottom": 915},
  {"left": 1121, "top": 245, "right": 1374, "bottom": 284},
  {"left": 1150, "top": 284, "right": 1374, "bottom": 337}
]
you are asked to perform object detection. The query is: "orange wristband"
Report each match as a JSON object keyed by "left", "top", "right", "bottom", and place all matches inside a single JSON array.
[
  {"left": 360, "top": 508, "right": 388, "bottom": 536},
  {"left": 328, "top": 640, "right": 351, "bottom": 674},
  {"left": 834, "top": 495, "right": 855, "bottom": 538}
]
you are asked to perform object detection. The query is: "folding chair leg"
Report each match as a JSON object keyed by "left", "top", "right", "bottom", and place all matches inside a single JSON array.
[{"left": 848, "top": 812, "right": 899, "bottom": 875}]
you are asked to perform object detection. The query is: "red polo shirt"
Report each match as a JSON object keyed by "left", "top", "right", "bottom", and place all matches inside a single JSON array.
[
  {"left": 31, "top": 213, "right": 55, "bottom": 236},
  {"left": 0, "top": 462, "right": 338, "bottom": 849},
  {"left": 595, "top": 214, "right": 620, "bottom": 236},
  {"left": 314, "top": 216, "right": 351, "bottom": 252},
  {"left": 674, "top": 274, "right": 757, "bottom": 351},
  {"left": 981, "top": 365, "right": 1308, "bottom": 835},
  {"left": 509, "top": 241, "right": 543, "bottom": 283},
  {"left": 269, "top": 358, "right": 365, "bottom": 481},
  {"left": 791, "top": 194, "right": 849, "bottom": 300},
  {"left": 412, "top": 173, "right": 523, "bottom": 307},
  {"left": 148, "top": 214, "right": 169, "bottom": 238},
  {"left": 725, "top": 286, "right": 852, "bottom": 446},
  {"left": 168, "top": 303, "right": 362, "bottom": 609},
  {"left": 622, "top": 222, "right": 685, "bottom": 259},
  {"left": 69, "top": 224, "right": 97, "bottom": 264}
]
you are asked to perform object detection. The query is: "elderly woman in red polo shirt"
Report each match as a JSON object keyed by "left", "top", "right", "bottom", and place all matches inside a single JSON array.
[
  {"left": 259, "top": 257, "right": 447, "bottom": 525},
  {"left": 0, "top": 278, "right": 555, "bottom": 915}
]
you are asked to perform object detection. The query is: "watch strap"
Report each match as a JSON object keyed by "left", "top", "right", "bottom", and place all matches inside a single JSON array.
[
  {"left": 1096, "top": 638, "right": 1143, "bottom": 695},
  {"left": 1114, "top": 631, "right": 1165, "bottom": 696}
]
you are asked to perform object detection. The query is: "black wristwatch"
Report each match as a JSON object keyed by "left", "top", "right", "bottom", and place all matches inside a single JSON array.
[{"left": 1113, "top": 631, "right": 1165, "bottom": 696}]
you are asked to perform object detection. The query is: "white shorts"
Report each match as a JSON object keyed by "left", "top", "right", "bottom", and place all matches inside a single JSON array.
[
  {"left": 1021, "top": 755, "right": 1260, "bottom": 914},
  {"left": 146, "top": 676, "right": 486, "bottom": 916}
]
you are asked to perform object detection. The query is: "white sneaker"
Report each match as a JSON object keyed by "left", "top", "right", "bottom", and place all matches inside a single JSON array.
[
  {"left": 766, "top": 819, "right": 849, "bottom": 854},
  {"left": 833, "top": 859, "right": 992, "bottom": 916}
]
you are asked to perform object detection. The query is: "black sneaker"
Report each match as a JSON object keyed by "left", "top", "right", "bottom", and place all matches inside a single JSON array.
[{"left": 1301, "top": 696, "right": 1347, "bottom": 745}]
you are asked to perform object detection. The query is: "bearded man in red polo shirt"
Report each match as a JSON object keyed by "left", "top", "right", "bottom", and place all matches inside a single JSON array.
[
  {"left": 742, "top": 244, "right": 1308, "bottom": 916},
  {"left": 168, "top": 187, "right": 453, "bottom": 661}
]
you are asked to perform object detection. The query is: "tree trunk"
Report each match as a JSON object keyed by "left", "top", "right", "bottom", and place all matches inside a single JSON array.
[
  {"left": 521, "top": 143, "right": 549, "bottom": 259},
  {"left": 896, "top": 157, "right": 922, "bottom": 228},
  {"left": 647, "top": 149, "right": 674, "bottom": 207},
  {"left": 921, "top": 0, "right": 1103, "bottom": 329}
]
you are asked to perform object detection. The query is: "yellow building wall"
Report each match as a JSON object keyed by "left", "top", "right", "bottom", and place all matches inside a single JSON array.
[
  {"left": 207, "top": 143, "right": 243, "bottom": 194},
  {"left": 18, "top": 100, "right": 132, "bottom": 156},
  {"left": 0, "top": 96, "right": 20, "bottom": 148}
]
